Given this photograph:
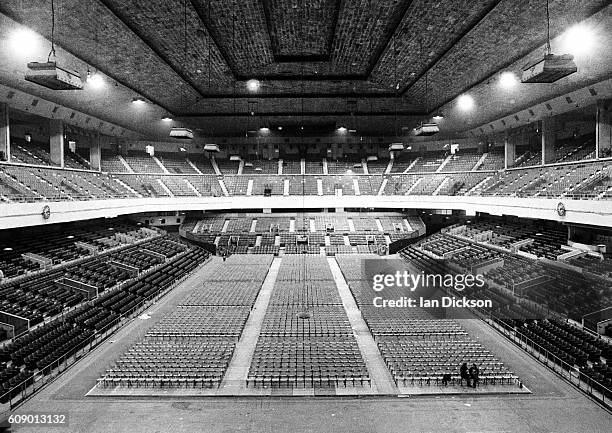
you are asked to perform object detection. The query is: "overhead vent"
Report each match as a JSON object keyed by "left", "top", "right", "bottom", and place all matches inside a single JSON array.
[
  {"left": 169, "top": 127, "right": 193, "bottom": 140},
  {"left": 25, "top": 62, "right": 84, "bottom": 90},
  {"left": 521, "top": 54, "right": 577, "bottom": 83},
  {"left": 203, "top": 143, "right": 219, "bottom": 152},
  {"left": 414, "top": 122, "right": 439, "bottom": 136}
]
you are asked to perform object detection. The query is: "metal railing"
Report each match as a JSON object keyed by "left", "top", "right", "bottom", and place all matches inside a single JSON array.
[{"left": 480, "top": 311, "right": 612, "bottom": 411}]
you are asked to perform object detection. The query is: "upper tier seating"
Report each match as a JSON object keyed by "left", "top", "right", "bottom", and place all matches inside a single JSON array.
[
  {"left": 122, "top": 153, "right": 164, "bottom": 173},
  {"left": 478, "top": 150, "right": 505, "bottom": 171},
  {"left": 155, "top": 153, "right": 198, "bottom": 174}
]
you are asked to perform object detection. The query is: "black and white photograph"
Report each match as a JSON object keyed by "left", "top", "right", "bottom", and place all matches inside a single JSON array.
[{"left": 0, "top": 0, "right": 610, "bottom": 432}]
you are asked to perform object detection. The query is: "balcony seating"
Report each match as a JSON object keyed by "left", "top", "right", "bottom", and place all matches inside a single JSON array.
[{"left": 155, "top": 153, "right": 198, "bottom": 174}]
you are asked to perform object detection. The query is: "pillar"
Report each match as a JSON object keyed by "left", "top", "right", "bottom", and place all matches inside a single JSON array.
[
  {"left": 541, "top": 118, "right": 556, "bottom": 165},
  {"left": 504, "top": 134, "right": 516, "bottom": 169},
  {"left": 89, "top": 133, "right": 102, "bottom": 171},
  {"left": 596, "top": 99, "right": 612, "bottom": 159},
  {"left": 49, "top": 119, "right": 64, "bottom": 168},
  {"left": 0, "top": 103, "right": 9, "bottom": 162}
]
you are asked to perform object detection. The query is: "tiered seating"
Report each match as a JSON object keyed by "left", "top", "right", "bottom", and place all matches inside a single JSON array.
[
  {"left": 2, "top": 245, "right": 208, "bottom": 400},
  {"left": 216, "top": 159, "right": 239, "bottom": 175},
  {"left": 282, "top": 159, "right": 302, "bottom": 174},
  {"left": 407, "top": 152, "right": 447, "bottom": 173},
  {"left": 478, "top": 150, "right": 505, "bottom": 171},
  {"left": 161, "top": 176, "right": 196, "bottom": 196},
  {"left": 116, "top": 175, "right": 170, "bottom": 197},
  {"left": 366, "top": 158, "right": 389, "bottom": 174},
  {"left": 122, "top": 153, "right": 164, "bottom": 173},
  {"left": 155, "top": 153, "right": 198, "bottom": 174},
  {"left": 357, "top": 176, "right": 383, "bottom": 195},
  {"left": 390, "top": 155, "right": 415, "bottom": 173},
  {"left": 251, "top": 176, "right": 284, "bottom": 195},
  {"left": 101, "top": 150, "right": 128, "bottom": 172},
  {"left": 327, "top": 159, "right": 363, "bottom": 174},
  {"left": 188, "top": 176, "right": 223, "bottom": 196},
  {"left": 242, "top": 159, "right": 279, "bottom": 174},
  {"left": 10, "top": 141, "right": 52, "bottom": 166},
  {"left": 443, "top": 151, "right": 480, "bottom": 172},
  {"left": 569, "top": 255, "right": 612, "bottom": 279},
  {"left": 223, "top": 176, "right": 249, "bottom": 195},
  {"left": 305, "top": 160, "right": 324, "bottom": 174},
  {"left": 189, "top": 157, "right": 216, "bottom": 174}
]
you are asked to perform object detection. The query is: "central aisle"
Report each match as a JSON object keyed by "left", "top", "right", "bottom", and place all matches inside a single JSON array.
[
  {"left": 327, "top": 257, "right": 398, "bottom": 395},
  {"left": 219, "top": 257, "right": 282, "bottom": 393}
]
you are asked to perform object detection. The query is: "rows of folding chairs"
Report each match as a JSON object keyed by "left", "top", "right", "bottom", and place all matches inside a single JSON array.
[
  {"left": 376, "top": 336, "right": 518, "bottom": 386},
  {"left": 98, "top": 338, "right": 236, "bottom": 388},
  {"left": 146, "top": 306, "right": 250, "bottom": 339},
  {"left": 247, "top": 258, "right": 369, "bottom": 388},
  {"left": 180, "top": 281, "right": 263, "bottom": 307},
  {"left": 268, "top": 282, "right": 342, "bottom": 306},
  {"left": 260, "top": 307, "right": 352, "bottom": 337},
  {"left": 248, "top": 338, "right": 369, "bottom": 388},
  {"left": 275, "top": 256, "right": 335, "bottom": 282}
]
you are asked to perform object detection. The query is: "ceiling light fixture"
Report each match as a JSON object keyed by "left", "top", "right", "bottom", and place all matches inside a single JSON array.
[
  {"left": 86, "top": 70, "right": 105, "bottom": 90},
  {"left": 132, "top": 97, "right": 146, "bottom": 105},
  {"left": 162, "top": 116, "right": 173, "bottom": 122},
  {"left": 9, "top": 28, "right": 39, "bottom": 55},
  {"left": 246, "top": 79, "right": 261, "bottom": 92},
  {"left": 457, "top": 94, "right": 475, "bottom": 111},
  {"left": 499, "top": 71, "right": 518, "bottom": 89}
]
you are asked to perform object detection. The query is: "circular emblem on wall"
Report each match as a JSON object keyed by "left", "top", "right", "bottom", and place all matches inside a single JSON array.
[
  {"left": 557, "top": 202, "right": 566, "bottom": 217},
  {"left": 41, "top": 205, "right": 51, "bottom": 220}
]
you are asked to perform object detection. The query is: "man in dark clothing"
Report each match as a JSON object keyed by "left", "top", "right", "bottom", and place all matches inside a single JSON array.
[
  {"left": 469, "top": 364, "right": 479, "bottom": 388},
  {"left": 460, "top": 363, "right": 470, "bottom": 387}
]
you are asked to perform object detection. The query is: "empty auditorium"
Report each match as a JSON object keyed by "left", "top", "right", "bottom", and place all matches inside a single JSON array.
[{"left": 0, "top": 0, "right": 610, "bottom": 432}]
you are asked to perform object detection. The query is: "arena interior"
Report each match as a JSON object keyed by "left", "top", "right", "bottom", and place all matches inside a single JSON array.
[{"left": 0, "top": 0, "right": 611, "bottom": 432}]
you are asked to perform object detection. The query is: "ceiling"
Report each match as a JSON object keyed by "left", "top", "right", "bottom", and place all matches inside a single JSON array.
[{"left": 0, "top": 0, "right": 610, "bottom": 137}]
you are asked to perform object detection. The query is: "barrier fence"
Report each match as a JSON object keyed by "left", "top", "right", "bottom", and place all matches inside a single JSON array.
[{"left": 480, "top": 310, "right": 612, "bottom": 411}]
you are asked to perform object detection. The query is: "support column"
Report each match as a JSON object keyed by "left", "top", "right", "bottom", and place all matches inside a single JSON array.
[
  {"left": 89, "top": 133, "right": 102, "bottom": 171},
  {"left": 504, "top": 134, "right": 516, "bottom": 169},
  {"left": 0, "top": 103, "right": 9, "bottom": 162},
  {"left": 49, "top": 119, "right": 64, "bottom": 168},
  {"left": 541, "top": 118, "right": 556, "bottom": 165},
  {"left": 596, "top": 99, "right": 612, "bottom": 159}
]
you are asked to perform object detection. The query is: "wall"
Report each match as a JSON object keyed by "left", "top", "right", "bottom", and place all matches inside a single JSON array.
[{"left": 1, "top": 195, "right": 609, "bottom": 231}]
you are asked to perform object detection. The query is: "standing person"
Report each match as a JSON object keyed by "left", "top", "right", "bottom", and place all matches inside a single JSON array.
[
  {"left": 469, "top": 364, "right": 479, "bottom": 389},
  {"left": 460, "top": 363, "right": 470, "bottom": 387}
]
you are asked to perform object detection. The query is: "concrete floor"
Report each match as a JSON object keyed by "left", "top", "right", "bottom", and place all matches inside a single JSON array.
[{"left": 9, "top": 256, "right": 612, "bottom": 433}]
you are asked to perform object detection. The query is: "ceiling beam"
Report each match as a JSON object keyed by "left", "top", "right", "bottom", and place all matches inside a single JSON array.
[
  {"left": 97, "top": 0, "right": 209, "bottom": 103},
  {"left": 363, "top": 0, "right": 414, "bottom": 79},
  {"left": 177, "top": 110, "right": 425, "bottom": 118},
  {"left": 193, "top": 91, "right": 398, "bottom": 99},
  {"left": 189, "top": 0, "right": 241, "bottom": 78},
  {"left": 399, "top": 0, "right": 503, "bottom": 96}
]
